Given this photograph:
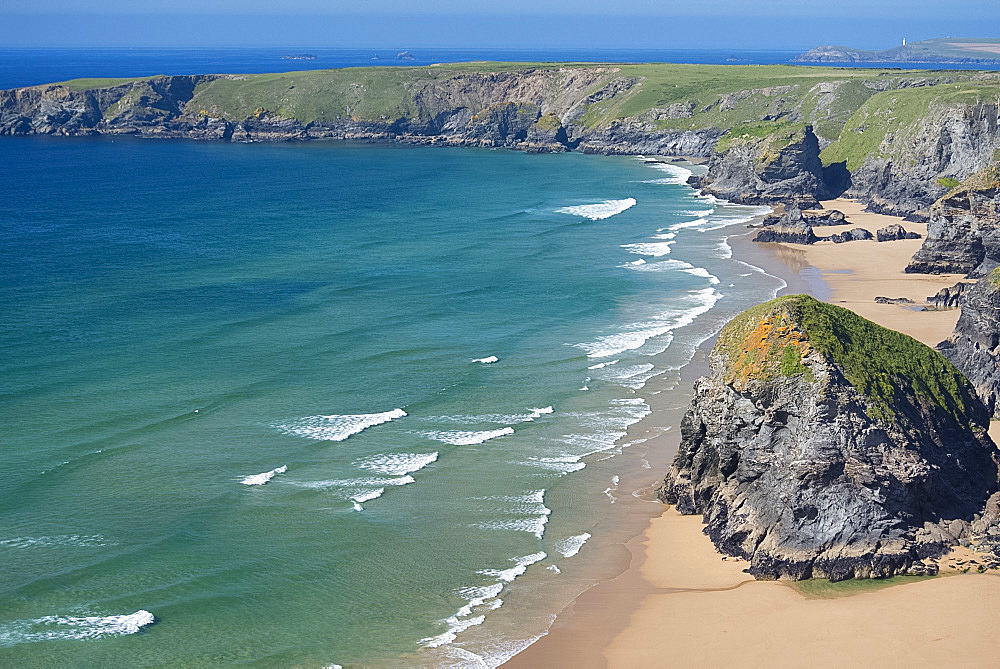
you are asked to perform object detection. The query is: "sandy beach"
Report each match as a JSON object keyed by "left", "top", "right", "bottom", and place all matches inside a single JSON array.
[{"left": 509, "top": 199, "right": 1000, "bottom": 668}]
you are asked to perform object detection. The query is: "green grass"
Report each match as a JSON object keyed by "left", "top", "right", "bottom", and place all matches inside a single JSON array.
[
  {"left": 937, "top": 177, "right": 962, "bottom": 189},
  {"left": 822, "top": 81, "right": 1000, "bottom": 170},
  {"left": 53, "top": 76, "right": 152, "bottom": 91},
  {"left": 40, "top": 62, "right": 996, "bottom": 175},
  {"left": 792, "top": 574, "right": 936, "bottom": 599},
  {"left": 718, "top": 295, "right": 978, "bottom": 423}
]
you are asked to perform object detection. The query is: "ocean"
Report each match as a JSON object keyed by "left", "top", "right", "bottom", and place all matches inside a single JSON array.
[
  {"left": 3, "top": 46, "right": 997, "bottom": 91},
  {"left": 0, "top": 134, "right": 788, "bottom": 666}
]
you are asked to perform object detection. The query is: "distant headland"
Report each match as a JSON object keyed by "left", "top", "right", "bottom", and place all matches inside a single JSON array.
[{"left": 794, "top": 37, "right": 1000, "bottom": 65}]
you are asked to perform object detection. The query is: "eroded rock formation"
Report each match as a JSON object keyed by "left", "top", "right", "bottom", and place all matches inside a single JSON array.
[{"left": 660, "top": 295, "right": 999, "bottom": 581}]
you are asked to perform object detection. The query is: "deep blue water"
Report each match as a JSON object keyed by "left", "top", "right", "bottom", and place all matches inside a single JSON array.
[{"left": 3, "top": 47, "right": 996, "bottom": 90}]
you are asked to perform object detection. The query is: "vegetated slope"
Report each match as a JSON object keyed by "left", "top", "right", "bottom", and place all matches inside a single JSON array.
[{"left": 660, "top": 295, "right": 1000, "bottom": 581}]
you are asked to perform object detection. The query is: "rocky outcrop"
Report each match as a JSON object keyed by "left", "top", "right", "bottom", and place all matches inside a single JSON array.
[
  {"left": 906, "top": 183, "right": 1000, "bottom": 276},
  {"left": 874, "top": 296, "right": 915, "bottom": 305},
  {"left": 927, "top": 282, "right": 969, "bottom": 309},
  {"left": 696, "top": 125, "right": 844, "bottom": 207},
  {"left": 939, "top": 272, "right": 1000, "bottom": 418},
  {"left": 660, "top": 295, "right": 999, "bottom": 581},
  {"left": 830, "top": 228, "right": 873, "bottom": 243},
  {"left": 876, "top": 223, "right": 921, "bottom": 242},
  {"left": 752, "top": 208, "right": 818, "bottom": 244}
]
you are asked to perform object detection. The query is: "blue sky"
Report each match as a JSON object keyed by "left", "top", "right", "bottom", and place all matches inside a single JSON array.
[{"left": 3, "top": 0, "right": 999, "bottom": 48}]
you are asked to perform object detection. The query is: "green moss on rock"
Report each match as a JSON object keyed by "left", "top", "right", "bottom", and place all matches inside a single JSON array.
[{"left": 718, "top": 295, "right": 974, "bottom": 423}]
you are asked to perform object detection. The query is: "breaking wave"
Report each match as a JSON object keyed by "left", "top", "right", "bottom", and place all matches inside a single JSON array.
[
  {"left": 240, "top": 465, "right": 287, "bottom": 486},
  {"left": 276, "top": 408, "right": 406, "bottom": 442},
  {"left": 422, "top": 427, "right": 514, "bottom": 445},
  {"left": 556, "top": 198, "right": 637, "bottom": 220}
]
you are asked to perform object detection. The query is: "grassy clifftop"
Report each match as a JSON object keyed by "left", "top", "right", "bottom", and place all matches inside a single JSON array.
[
  {"left": 44, "top": 63, "right": 995, "bottom": 148},
  {"left": 717, "top": 295, "right": 975, "bottom": 423}
]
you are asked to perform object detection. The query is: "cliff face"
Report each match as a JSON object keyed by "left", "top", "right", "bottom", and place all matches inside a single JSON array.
[
  {"left": 826, "top": 96, "right": 1000, "bottom": 219},
  {"left": 697, "top": 125, "right": 843, "bottom": 206},
  {"left": 906, "top": 171, "right": 1000, "bottom": 275},
  {"left": 660, "top": 295, "right": 999, "bottom": 581},
  {"left": 940, "top": 271, "right": 1000, "bottom": 419},
  {"left": 5, "top": 65, "right": 1000, "bottom": 217},
  {"left": 0, "top": 69, "right": 725, "bottom": 156}
]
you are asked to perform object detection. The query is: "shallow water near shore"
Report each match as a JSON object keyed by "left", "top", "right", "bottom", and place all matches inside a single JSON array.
[{"left": 0, "top": 137, "right": 782, "bottom": 666}]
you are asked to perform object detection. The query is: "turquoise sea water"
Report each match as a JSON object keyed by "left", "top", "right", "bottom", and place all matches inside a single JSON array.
[{"left": 0, "top": 138, "right": 781, "bottom": 666}]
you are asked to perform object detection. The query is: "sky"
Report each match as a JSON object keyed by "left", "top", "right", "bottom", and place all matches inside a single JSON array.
[{"left": 3, "top": 0, "right": 999, "bottom": 49}]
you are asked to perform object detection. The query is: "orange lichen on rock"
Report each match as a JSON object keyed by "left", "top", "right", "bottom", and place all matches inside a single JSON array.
[{"left": 725, "top": 314, "right": 813, "bottom": 386}]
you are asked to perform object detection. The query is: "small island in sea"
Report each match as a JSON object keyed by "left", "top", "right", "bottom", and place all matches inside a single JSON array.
[{"left": 5, "top": 32, "right": 1000, "bottom": 667}]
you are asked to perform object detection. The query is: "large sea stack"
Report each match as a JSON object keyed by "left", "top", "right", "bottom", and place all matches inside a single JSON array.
[{"left": 660, "top": 295, "right": 1000, "bottom": 581}]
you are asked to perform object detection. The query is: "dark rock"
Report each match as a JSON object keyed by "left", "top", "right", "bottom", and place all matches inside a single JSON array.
[
  {"left": 941, "top": 272, "right": 1000, "bottom": 418},
  {"left": 830, "top": 228, "right": 873, "bottom": 243},
  {"left": 876, "top": 223, "right": 921, "bottom": 242},
  {"left": 906, "top": 188, "right": 1000, "bottom": 275},
  {"left": 698, "top": 125, "right": 842, "bottom": 206},
  {"left": 753, "top": 208, "right": 819, "bottom": 244},
  {"left": 659, "top": 295, "right": 999, "bottom": 581},
  {"left": 927, "top": 282, "right": 968, "bottom": 309},
  {"left": 874, "top": 297, "right": 915, "bottom": 304}
]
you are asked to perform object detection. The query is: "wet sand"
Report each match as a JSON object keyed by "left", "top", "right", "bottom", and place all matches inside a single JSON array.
[{"left": 508, "top": 199, "right": 1000, "bottom": 668}]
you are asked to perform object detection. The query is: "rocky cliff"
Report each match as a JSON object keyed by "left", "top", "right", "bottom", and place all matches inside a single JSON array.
[
  {"left": 660, "top": 295, "right": 999, "bottom": 580},
  {"left": 696, "top": 125, "right": 843, "bottom": 206},
  {"left": 822, "top": 86, "right": 1000, "bottom": 219},
  {"left": 906, "top": 166, "right": 1000, "bottom": 275},
  {"left": 940, "top": 271, "right": 1000, "bottom": 419},
  {"left": 4, "top": 64, "right": 1000, "bottom": 215}
]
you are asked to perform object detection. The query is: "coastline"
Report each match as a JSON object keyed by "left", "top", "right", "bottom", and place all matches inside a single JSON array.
[{"left": 507, "top": 199, "right": 1000, "bottom": 667}]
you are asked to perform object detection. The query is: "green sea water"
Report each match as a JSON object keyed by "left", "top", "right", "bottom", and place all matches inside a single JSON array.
[{"left": 0, "top": 137, "right": 781, "bottom": 666}]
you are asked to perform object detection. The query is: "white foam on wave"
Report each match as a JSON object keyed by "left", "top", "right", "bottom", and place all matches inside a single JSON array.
[
  {"left": 522, "top": 454, "right": 587, "bottom": 474},
  {"left": 240, "top": 464, "right": 287, "bottom": 486},
  {"left": 717, "top": 238, "right": 733, "bottom": 259},
  {"left": 555, "top": 533, "right": 592, "bottom": 558},
  {"left": 291, "top": 475, "right": 415, "bottom": 490},
  {"left": 475, "top": 513, "right": 550, "bottom": 540},
  {"left": 604, "top": 474, "right": 621, "bottom": 503},
  {"left": 419, "top": 615, "right": 486, "bottom": 648},
  {"left": 354, "top": 452, "right": 438, "bottom": 476},
  {"left": 421, "top": 551, "right": 548, "bottom": 651},
  {"left": 587, "top": 359, "right": 619, "bottom": 370},
  {"left": 0, "top": 610, "right": 155, "bottom": 645},
  {"left": 472, "top": 355, "right": 498, "bottom": 364},
  {"left": 638, "top": 161, "right": 693, "bottom": 185},
  {"left": 276, "top": 408, "right": 406, "bottom": 442},
  {"left": 556, "top": 198, "right": 636, "bottom": 220},
  {"left": 429, "top": 406, "right": 553, "bottom": 425},
  {"left": 621, "top": 240, "right": 674, "bottom": 257},
  {"left": 350, "top": 488, "right": 385, "bottom": 504},
  {"left": 683, "top": 266, "right": 721, "bottom": 284},
  {"left": 0, "top": 535, "right": 115, "bottom": 549},
  {"left": 479, "top": 551, "right": 548, "bottom": 583},
  {"left": 574, "top": 286, "right": 720, "bottom": 358},
  {"left": 423, "top": 427, "right": 514, "bottom": 445}
]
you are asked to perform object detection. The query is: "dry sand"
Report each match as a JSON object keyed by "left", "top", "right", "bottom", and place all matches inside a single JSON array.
[
  {"left": 507, "top": 199, "right": 1000, "bottom": 668},
  {"left": 767, "top": 198, "right": 966, "bottom": 348}
]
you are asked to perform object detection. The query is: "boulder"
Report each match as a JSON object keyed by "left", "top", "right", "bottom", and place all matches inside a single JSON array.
[
  {"left": 876, "top": 223, "right": 922, "bottom": 242},
  {"left": 830, "top": 228, "right": 874, "bottom": 243}
]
